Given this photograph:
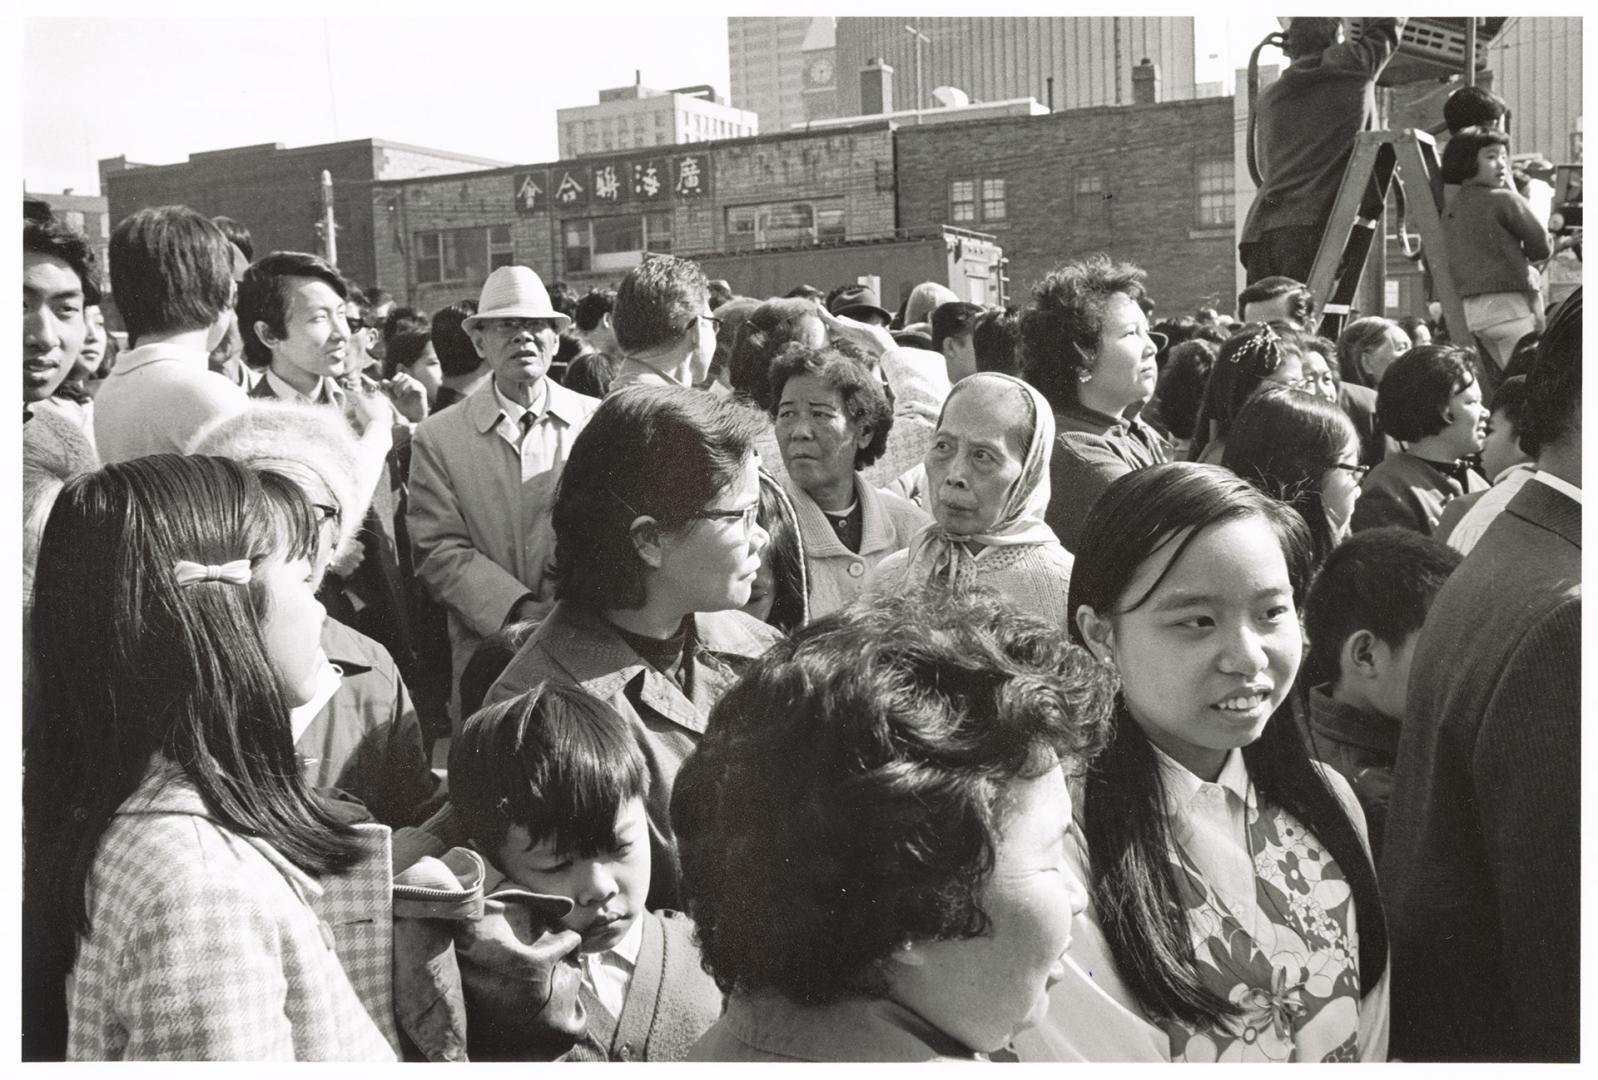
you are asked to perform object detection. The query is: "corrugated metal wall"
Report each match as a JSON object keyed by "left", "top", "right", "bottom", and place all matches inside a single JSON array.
[
  {"left": 1487, "top": 16, "right": 1583, "bottom": 163},
  {"left": 836, "top": 17, "right": 1197, "bottom": 115}
]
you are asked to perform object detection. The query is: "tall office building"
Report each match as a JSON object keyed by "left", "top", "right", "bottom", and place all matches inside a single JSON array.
[
  {"left": 728, "top": 17, "right": 839, "bottom": 133},
  {"left": 835, "top": 17, "right": 1199, "bottom": 115}
]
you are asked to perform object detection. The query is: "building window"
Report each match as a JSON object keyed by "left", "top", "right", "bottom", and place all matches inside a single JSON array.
[
  {"left": 564, "top": 212, "right": 673, "bottom": 274},
  {"left": 1195, "top": 158, "right": 1235, "bottom": 227},
  {"left": 981, "top": 179, "right": 1007, "bottom": 222},
  {"left": 1074, "top": 173, "right": 1105, "bottom": 214},
  {"left": 415, "top": 226, "right": 507, "bottom": 285},
  {"left": 725, "top": 198, "right": 847, "bottom": 251},
  {"left": 950, "top": 180, "right": 976, "bottom": 224}
]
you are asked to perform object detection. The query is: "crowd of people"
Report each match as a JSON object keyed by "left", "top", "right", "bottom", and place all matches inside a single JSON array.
[{"left": 19, "top": 50, "right": 1581, "bottom": 1062}]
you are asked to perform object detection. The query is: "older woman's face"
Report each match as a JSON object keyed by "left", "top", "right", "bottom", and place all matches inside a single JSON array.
[
  {"left": 1086, "top": 292, "right": 1159, "bottom": 412},
  {"left": 1362, "top": 325, "right": 1412, "bottom": 385},
  {"left": 776, "top": 373, "right": 871, "bottom": 497},
  {"left": 924, "top": 384, "right": 1027, "bottom": 534},
  {"left": 890, "top": 765, "right": 1086, "bottom": 1054}
]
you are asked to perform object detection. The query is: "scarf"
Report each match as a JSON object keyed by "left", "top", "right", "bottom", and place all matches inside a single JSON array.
[{"left": 899, "top": 373, "right": 1060, "bottom": 588}]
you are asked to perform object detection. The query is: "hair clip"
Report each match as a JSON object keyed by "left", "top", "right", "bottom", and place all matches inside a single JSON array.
[
  {"left": 173, "top": 559, "right": 253, "bottom": 587},
  {"left": 1230, "top": 324, "right": 1284, "bottom": 373}
]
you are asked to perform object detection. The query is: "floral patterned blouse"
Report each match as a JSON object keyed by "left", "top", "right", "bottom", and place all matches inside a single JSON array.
[{"left": 1014, "top": 748, "right": 1390, "bottom": 1062}]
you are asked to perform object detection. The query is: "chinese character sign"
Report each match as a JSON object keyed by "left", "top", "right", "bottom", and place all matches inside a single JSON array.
[
  {"left": 513, "top": 170, "right": 548, "bottom": 215},
  {"left": 593, "top": 163, "right": 622, "bottom": 204},
  {"left": 553, "top": 168, "right": 587, "bottom": 209},
  {"left": 632, "top": 160, "right": 665, "bottom": 201},
  {"left": 674, "top": 154, "right": 709, "bottom": 199}
]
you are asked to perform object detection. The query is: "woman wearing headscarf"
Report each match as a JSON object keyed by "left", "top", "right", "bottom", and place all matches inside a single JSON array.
[{"left": 864, "top": 372, "right": 1073, "bottom": 627}]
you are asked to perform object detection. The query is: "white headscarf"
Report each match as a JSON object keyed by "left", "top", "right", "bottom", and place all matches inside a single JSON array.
[{"left": 899, "top": 372, "right": 1060, "bottom": 586}]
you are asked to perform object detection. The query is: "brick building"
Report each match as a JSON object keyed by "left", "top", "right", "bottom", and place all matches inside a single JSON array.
[
  {"left": 100, "top": 138, "right": 508, "bottom": 295},
  {"left": 370, "top": 122, "right": 900, "bottom": 313},
  {"left": 895, "top": 96, "right": 1240, "bottom": 316}
]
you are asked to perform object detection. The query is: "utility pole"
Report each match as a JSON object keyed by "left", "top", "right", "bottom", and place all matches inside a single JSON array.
[
  {"left": 319, "top": 169, "right": 338, "bottom": 267},
  {"left": 905, "top": 25, "right": 929, "bottom": 123},
  {"left": 1113, "top": 18, "right": 1124, "bottom": 104}
]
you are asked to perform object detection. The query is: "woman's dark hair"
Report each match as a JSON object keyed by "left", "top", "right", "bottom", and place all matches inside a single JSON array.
[
  {"left": 382, "top": 305, "right": 429, "bottom": 348},
  {"left": 23, "top": 455, "right": 370, "bottom": 1056},
  {"left": 210, "top": 215, "right": 255, "bottom": 262},
  {"left": 1223, "top": 385, "right": 1360, "bottom": 568},
  {"left": 431, "top": 299, "right": 482, "bottom": 379},
  {"left": 1187, "top": 321, "right": 1306, "bottom": 460},
  {"left": 383, "top": 327, "right": 432, "bottom": 380},
  {"left": 1444, "top": 84, "right": 1508, "bottom": 134},
  {"left": 728, "top": 297, "right": 822, "bottom": 411},
  {"left": 1020, "top": 254, "right": 1148, "bottom": 410},
  {"left": 1335, "top": 316, "right": 1401, "bottom": 387},
  {"left": 451, "top": 681, "right": 649, "bottom": 859},
  {"left": 972, "top": 307, "right": 1021, "bottom": 375},
  {"left": 709, "top": 296, "right": 761, "bottom": 389},
  {"left": 552, "top": 385, "right": 764, "bottom": 612},
  {"left": 1149, "top": 339, "right": 1218, "bottom": 441},
  {"left": 1440, "top": 126, "right": 1512, "bottom": 185},
  {"left": 672, "top": 589, "right": 1116, "bottom": 1004},
  {"left": 237, "top": 250, "right": 349, "bottom": 368},
  {"left": 1375, "top": 343, "right": 1478, "bottom": 442},
  {"left": 1518, "top": 288, "right": 1581, "bottom": 456},
  {"left": 1066, "top": 463, "right": 1386, "bottom": 1026},
  {"left": 767, "top": 343, "right": 893, "bottom": 468},
  {"left": 755, "top": 471, "right": 808, "bottom": 633},
  {"left": 1152, "top": 315, "right": 1199, "bottom": 370},
  {"left": 108, "top": 206, "right": 234, "bottom": 348}
]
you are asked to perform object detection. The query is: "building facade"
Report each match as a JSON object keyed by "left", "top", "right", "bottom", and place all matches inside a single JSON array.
[
  {"left": 835, "top": 17, "right": 1200, "bottom": 115},
  {"left": 557, "top": 84, "right": 758, "bottom": 159},
  {"left": 99, "top": 138, "right": 507, "bottom": 293},
  {"left": 896, "top": 95, "right": 1240, "bottom": 316},
  {"left": 370, "top": 122, "right": 900, "bottom": 313}
]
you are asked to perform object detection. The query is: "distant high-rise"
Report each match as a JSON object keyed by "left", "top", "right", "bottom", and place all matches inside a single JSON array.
[
  {"left": 557, "top": 83, "right": 758, "bottom": 159},
  {"left": 728, "top": 17, "right": 838, "bottom": 133},
  {"left": 836, "top": 17, "right": 1199, "bottom": 115}
]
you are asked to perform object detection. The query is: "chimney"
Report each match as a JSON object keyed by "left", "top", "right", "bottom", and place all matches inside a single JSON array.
[
  {"left": 1131, "top": 58, "right": 1160, "bottom": 105},
  {"left": 861, "top": 57, "right": 895, "bottom": 116}
]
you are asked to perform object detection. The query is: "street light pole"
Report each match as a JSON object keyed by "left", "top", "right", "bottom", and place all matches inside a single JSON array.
[{"left": 905, "top": 25, "right": 929, "bottom": 123}]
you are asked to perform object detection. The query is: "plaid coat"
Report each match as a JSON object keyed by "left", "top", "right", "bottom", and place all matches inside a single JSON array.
[{"left": 66, "top": 767, "right": 399, "bottom": 1060}]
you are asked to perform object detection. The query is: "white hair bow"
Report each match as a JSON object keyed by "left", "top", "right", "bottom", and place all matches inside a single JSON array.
[{"left": 172, "top": 559, "right": 253, "bottom": 586}]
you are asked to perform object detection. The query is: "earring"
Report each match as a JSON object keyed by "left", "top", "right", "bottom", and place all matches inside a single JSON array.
[{"left": 1077, "top": 368, "right": 1094, "bottom": 384}]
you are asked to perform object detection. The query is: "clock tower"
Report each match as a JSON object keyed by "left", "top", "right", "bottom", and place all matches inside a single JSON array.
[{"left": 800, "top": 19, "right": 838, "bottom": 122}]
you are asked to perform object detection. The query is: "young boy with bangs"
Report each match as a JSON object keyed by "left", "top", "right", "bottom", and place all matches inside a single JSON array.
[
  {"left": 443, "top": 681, "right": 721, "bottom": 1061},
  {"left": 1301, "top": 527, "right": 1462, "bottom": 862}
]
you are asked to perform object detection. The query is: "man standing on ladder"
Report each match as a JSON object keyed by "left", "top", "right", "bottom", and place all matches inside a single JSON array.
[{"left": 1240, "top": 17, "right": 1404, "bottom": 284}]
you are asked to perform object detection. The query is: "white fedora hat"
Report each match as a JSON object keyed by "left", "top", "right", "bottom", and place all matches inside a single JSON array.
[{"left": 462, "top": 265, "right": 571, "bottom": 332}]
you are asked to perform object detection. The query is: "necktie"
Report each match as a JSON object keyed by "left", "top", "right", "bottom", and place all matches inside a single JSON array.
[{"left": 519, "top": 412, "right": 535, "bottom": 442}]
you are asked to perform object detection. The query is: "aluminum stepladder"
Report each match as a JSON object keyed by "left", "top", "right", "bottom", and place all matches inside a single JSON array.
[{"left": 1306, "top": 128, "right": 1491, "bottom": 393}]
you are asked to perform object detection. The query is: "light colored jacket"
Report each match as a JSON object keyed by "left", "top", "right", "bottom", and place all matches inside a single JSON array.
[
  {"left": 783, "top": 473, "right": 927, "bottom": 618},
  {"left": 93, "top": 342, "right": 248, "bottom": 464},
  {"left": 67, "top": 767, "right": 397, "bottom": 1060},
  {"left": 406, "top": 377, "right": 600, "bottom": 715}
]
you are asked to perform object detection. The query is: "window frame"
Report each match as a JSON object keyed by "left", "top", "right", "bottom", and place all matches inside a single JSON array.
[
  {"left": 723, "top": 197, "right": 847, "bottom": 251},
  {"left": 1194, "top": 157, "right": 1235, "bottom": 229},
  {"left": 414, "top": 226, "right": 512, "bottom": 286}
]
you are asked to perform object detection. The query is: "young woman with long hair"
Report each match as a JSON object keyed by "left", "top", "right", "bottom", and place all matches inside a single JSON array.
[
  {"left": 23, "top": 454, "right": 395, "bottom": 1061},
  {"left": 1025, "top": 463, "right": 1388, "bottom": 1062},
  {"left": 1222, "top": 384, "right": 1365, "bottom": 568}
]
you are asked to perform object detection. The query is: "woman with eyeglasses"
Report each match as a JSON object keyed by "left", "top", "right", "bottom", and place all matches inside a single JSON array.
[
  {"left": 1222, "top": 384, "right": 1366, "bottom": 568},
  {"left": 1187, "top": 322, "right": 1309, "bottom": 465},
  {"left": 479, "top": 385, "right": 784, "bottom": 911}
]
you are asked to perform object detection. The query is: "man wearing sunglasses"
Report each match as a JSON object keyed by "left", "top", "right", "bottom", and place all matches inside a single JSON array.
[{"left": 608, "top": 255, "right": 719, "bottom": 393}]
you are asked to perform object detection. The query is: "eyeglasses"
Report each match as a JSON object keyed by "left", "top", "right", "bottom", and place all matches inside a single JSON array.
[
  {"left": 697, "top": 313, "right": 722, "bottom": 332},
  {"left": 1330, "top": 462, "right": 1371, "bottom": 482},
  {"left": 344, "top": 316, "right": 368, "bottom": 332},
  {"left": 688, "top": 503, "right": 760, "bottom": 534}
]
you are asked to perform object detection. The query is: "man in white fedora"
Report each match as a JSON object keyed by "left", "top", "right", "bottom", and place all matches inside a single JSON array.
[{"left": 406, "top": 264, "right": 602, "bottom": 728}]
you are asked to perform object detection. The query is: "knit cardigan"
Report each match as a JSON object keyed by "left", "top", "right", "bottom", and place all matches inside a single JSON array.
[{"left": 783, "top": 473, "right": 928, "bottom": 618}]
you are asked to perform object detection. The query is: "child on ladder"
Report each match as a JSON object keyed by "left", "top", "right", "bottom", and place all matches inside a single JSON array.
[{"left": 1439, "top": 127, "right": 1551, "bottom": 375}]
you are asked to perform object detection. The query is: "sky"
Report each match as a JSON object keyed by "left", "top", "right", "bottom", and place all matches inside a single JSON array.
[{"left": 23, "top": 10, "right": 1282, "bottom": 196}]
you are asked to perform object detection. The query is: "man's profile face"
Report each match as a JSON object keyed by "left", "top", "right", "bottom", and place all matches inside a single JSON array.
[
  {"left": 23, "top": 251, "right": 85, "bottom": 403},
  {"left": 263, "top": 276, "right": 351, "bottom": 381}
]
